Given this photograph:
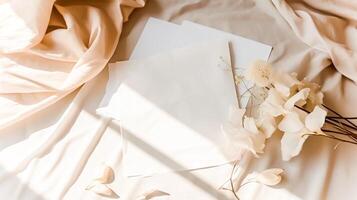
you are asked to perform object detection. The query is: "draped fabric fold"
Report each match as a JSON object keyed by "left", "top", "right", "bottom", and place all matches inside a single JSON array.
[
  {"left": 272, "top": 0, "right": 357, "bottom": 83},
  {"left": 0, "top": 0, "right": 145, "bottom": 129}
]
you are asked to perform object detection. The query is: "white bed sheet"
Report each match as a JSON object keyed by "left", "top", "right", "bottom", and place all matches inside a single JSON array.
[{"left": 1, "top": 0, "right": 357, "bottom": 200}]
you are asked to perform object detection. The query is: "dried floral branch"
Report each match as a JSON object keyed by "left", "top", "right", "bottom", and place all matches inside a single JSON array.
[{"left": 223, "top": 60, "right": 357, "bottom": 199}]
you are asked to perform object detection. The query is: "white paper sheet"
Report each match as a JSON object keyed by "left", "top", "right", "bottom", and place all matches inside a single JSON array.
[
  {"left": 181, "top": 20, "right": 272, "bottom": 68},
  {"left": 130, "top": 17, "right": 272, "bottom": 108},
  {"left": 98, "top": 40, "right": 239, "bottom": 177}
]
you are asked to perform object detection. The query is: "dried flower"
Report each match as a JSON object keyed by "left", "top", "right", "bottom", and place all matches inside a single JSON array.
[
  {"left": 298, "top": 80, "right": 324, "bottom": 111},
  {"left": 221, "top": 107, "right": 266, "bottom": 157},
  {"left": 225, "top": 60, "right": 357, "bottom": 200},
  {"left": 271, "top": 70, "right": 300, "bottom": 98},
  {"left": 259, "top": 88, "right": 286, "bottom": 117},
  {"left": 284, "top": 88, "right": 310, "bottom": 110},
  {"left": 279, "top": 106, "right": 327, "bottom": 161},
  {"left": 256, "top": 114, "right": 276, "bottom": 138},
  {"left": 245, "top": 60, "right": 273, "bottom": 87}
]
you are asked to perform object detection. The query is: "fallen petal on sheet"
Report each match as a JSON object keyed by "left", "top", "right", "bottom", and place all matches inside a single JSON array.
[
  {"left": 96, "top": 164, "right": 115, "bottom": 184},
  {"left": 136, "top": 189, "right": 170, "bottom": 200},
  {"left": 255, "top": 168, "right": 284, "bottom": 186},
  {"left": 85, "top": 182, "right": 119, "bottom": 198}
]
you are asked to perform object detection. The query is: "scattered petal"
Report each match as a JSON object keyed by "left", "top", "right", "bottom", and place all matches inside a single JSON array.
[
  {"left": 95, "top": 164, "right": 115, "bottom": 184},
  {"left": 305, "top": 106, "right": 327, "bottom": 132},
  {"left": 255, "top": 168, "right": 284, "bottom": 186},
  {"left": 86, "top": 182, "right": 119, "bottom": 198},
  {"left": 136, "top": 189, "right": 170, "bottom": 200}
]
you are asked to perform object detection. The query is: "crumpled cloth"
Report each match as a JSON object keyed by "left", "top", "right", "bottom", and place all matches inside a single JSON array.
[
  {"left": 272, "top": 0, "right": 357, "bottom": 83},
  {"left": 0, "top": 0, "right": 145, "bottom": 129}
]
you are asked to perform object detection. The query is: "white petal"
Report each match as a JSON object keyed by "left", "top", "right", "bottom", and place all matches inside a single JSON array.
[
  {"left": 243, "top": 117, "right": 259, "bottom": 134},
  {"left": 261, "top": 168, "right": 284, "bottom": 175},
  {"left": 252, "top": 133, "right": 266, "bottom": 154},
  {"left": 257, "top": 114, "right": 276, "bottom": 138},
  {"left": 272, "top": 71, "right": 300, "bottom": 97},
  {"left": 229, "top": 107, "right": 246, "bottom": 127},
  {"left": 222, "top": 124, "right": 266, "bottom": 157},
  {"left": 256, "top": 168, "right": 284, "bottom": 186},
  {"left": 260, "top": 89, "right": 285, "bottom": 117},
  {"left": 305, "top": 106, "right": 327, "bottom": 132},
  {"left": 86, "top": 182, "right": 119, "bottom": 198},
  {"left": 278, "top": 112, "right": 304, "bottom": 133},
  {"left": 281, "top": 132, "right": 308, "bottom": 161},
  {"left": 284, "top": 88, "right": 310, "bottom": 110},
  {"left": 267, "top": 88, "right": 285, "bottom": 106},
  {"left": 221, "top": 125, "right": 258, "bottom": 156},
  {"left": 136, "top": 189, "right": 170, "bottom": 200}
]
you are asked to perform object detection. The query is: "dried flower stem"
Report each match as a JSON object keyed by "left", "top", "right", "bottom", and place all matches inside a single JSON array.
[
  {"left": 304, "top": 133, "right": 357, "bottom": 145},
  {"left": 294, "top": 104, "right": 357, "bottom": 144},
  {"left": 228, "top": 160, "right": 240, "bottom": 200},
  {"left": 323, "top": 104, "right": 357, "bottom": 129}
]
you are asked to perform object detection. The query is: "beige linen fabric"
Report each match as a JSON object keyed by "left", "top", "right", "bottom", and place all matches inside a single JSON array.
[
  {"left": 1, "top": 0, "right": 357, "bottom": 200},
  {"left": 0, "top": 0, "right": 145, "bottom": 129},
  {"left": 272, "top": 0, "right": 357, "bottom": 83}
]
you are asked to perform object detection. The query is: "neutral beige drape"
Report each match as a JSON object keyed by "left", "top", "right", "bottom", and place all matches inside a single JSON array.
[
  {"left": 0, "top": 0, "right": 145, "bottom": 129},
  {"left": 272, "top": 0, "right": 357, "bottom": 83}
]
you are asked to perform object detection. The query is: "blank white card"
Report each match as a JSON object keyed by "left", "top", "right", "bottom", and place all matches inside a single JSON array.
[{"left": 98, "top": 41, "right": 239, "bottom": 176}]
